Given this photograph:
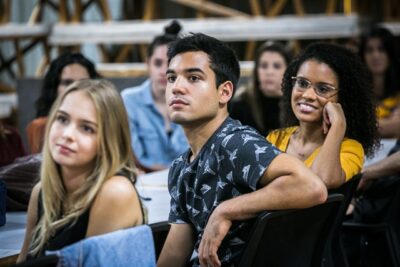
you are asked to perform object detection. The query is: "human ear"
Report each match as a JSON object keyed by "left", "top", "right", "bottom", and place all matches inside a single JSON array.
[{"left": 218, "top": 81, "right": 233, "bottom": 104}]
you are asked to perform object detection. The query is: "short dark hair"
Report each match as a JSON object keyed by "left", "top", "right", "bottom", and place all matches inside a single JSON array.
[
  {"left": 167, "top": 33, "right": 240, "bottom": 93},
  {"left": 281, "top": 42, "right": 380, "bottom": 157},
  {"left": 36, "top": 52, "right": 99, "bottom": 118},
  {"left": 147, "top": 20, "right": 181, "bottom": 59},
  {"left": 359, "top": 25, "right": 400, "bottom": 99}
]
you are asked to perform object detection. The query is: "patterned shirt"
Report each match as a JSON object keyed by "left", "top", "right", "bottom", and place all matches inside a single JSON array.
[{"left": 168, "top": 117, "right": 281, "bottom": 266}]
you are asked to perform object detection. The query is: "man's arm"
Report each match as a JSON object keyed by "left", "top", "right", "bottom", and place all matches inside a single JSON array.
[
  {"left": 378, "top": 106, "right": 400, "bottom": 138},
  {"left": 361, "top": 150, "right": 400, "bottom": 182},
  {"left": 198, "top": 153, "right": 327, "bottom": 267},
  {"left": 157, "top": 223, "right": 195, "bottom": 267}
]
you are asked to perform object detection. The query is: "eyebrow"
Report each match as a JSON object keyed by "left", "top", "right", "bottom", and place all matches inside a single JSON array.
[
  {"left": 166, "top": 68, "right": 206, "bottom": 75},
  {"left": 56, "top": 110, "right": 98, "bottom": 127}
]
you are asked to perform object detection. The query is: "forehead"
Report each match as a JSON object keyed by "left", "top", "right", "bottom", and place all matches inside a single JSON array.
[
  {"left": 259, "top": 51, "right": 286, "bottom": 63},
  {"left": 59, "top": 91, "right": 97, "bottom": 121},
  {"left": 150, "top": 44, "right": 168, "bottom": 60},
  {"left": 61, "top": 63, "right": 90, "bottom": 79},
  {"left": 366, "top": 37, "right": 383, "bottom": 48},
  {"left": 297, "top": 60, "right": 338, "bottom": 87},
  {"left": 169, "top": 51, "right": 211, "bottom": 72}
]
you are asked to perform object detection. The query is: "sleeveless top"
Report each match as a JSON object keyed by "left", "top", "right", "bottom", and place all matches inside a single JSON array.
[{"left": 35, "top": 171, "right": 145, "bottom": 256}]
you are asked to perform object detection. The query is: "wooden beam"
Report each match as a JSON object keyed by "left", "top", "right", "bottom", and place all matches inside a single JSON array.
[
  {"left": 50, "top": 15, "right": 361, "bottom": 45},
  {"left": 266, "top": 0, "right": 287, "bottom": 17},
  {"left": 293, "top": 0, "right": 305, "bottom": 16},
  {"left": 170, "top": 0, "right": 251, "bottom": 17},
  {"left": 325, "top": 0, "right": 337, "bottom": 15},
  {"left": 250, "top": 0, "right": 262, "bottom": 16}
]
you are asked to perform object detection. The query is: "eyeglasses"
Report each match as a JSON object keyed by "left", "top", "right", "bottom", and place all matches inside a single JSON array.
[{"left": 291, "top": 76, "right": 339, "bottom": 99}]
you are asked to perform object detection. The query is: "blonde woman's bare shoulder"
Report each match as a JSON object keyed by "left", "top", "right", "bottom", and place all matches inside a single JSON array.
[
  {"left": 97, "top": 175, "right": 138, "bottom": 202},
  {"left": 87, "top": 176, "right": 142, "bottom": 236}
]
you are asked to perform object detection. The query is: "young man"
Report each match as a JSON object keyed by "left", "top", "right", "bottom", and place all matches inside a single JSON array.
[{"left": 157, "top": 33, "right": 328, "bottom": 267}]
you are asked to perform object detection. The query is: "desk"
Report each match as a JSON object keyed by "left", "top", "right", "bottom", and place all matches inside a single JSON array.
[
  {"left": 364, "top": 139, "right": 397, "bottom": 167},
  {"left": 0, "top": 169, "right": 171, "bottom": 262},
  {"left": 0, "top": 212, "right": 26, "bottom": 262},
  {"left": 136, "top": 169, "right": 170, "bottom": 224}
]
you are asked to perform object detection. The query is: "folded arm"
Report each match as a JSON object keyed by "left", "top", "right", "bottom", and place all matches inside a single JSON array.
[{"left": 198, "top": 153, "right": 327, "bottom": 267}]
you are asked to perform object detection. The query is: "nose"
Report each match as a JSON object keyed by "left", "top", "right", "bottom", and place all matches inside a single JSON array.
[
  {"left": 171, "top": 76, "right": 186, "bottom": 95},
  {"left": 160, "top": 63, "right": 168, "bottom": 77},
  {"left": 301, "top": 86, "right": 317, "bottom": 100},
  {"left": 61, "top": 124, "right": 75, "bottom": 141}
]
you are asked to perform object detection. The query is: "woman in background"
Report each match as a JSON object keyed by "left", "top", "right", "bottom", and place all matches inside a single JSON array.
[
  {"left": 18, "top": 80, "right": 144, "bottom": 262},
  {"left": 230, "top": 41, "right": 292, "bottom": 136},
  {"left": 121, "top": 20, "right": 188, "bottom": 172},
  {"left": 359, "top": 26, "right": 400, "bottom": 138},
  {"left": 26, "top": 53, "right": 99, "bottom": 154}
]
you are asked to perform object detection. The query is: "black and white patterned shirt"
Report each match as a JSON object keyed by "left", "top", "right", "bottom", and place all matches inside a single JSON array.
[{"left": 168, "top": 117, "right": 281, "bottom": 266}]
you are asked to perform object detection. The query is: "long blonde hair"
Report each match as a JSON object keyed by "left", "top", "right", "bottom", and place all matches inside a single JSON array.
[{"left": 30, "top": 79, "right": 138, "bottom": 255}]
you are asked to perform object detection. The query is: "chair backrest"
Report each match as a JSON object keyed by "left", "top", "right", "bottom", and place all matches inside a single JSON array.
[
  {"left": 238, "top": 194, "right": 344, "bottom": 267},
  {"left": 11, "top": 254, "right": 59, "bottom": 267},
  {"left": 150, "top": 221, "right": 171, "bottom": 260},
  {"left": 323, "top": 174, "right": 362, "bottom": 267}
]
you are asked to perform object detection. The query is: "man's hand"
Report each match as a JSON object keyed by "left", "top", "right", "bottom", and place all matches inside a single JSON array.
[{"left": 198, "top": 206, "right": 232, "bottom": 267}]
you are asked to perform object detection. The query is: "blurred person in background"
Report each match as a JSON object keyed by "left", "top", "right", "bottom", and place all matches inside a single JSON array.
[
  {"left": 230, "top": 41, "right": 292, "bottom": 136},
  {"left": 26, "top": 52, "right": 99, "bottom": 154}
]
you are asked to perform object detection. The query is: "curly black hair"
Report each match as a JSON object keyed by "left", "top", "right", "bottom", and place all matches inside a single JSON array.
[
  {"left": 35, "top": 52, "right": 99, "bottom": 118},
  {"left": 281, "top": 42, "right": 380, "bottom": 157}
]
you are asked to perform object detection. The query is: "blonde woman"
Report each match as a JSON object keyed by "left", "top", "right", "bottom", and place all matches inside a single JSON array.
[{"left": 17, "top": 79, "right": 145, "bottom": 262}]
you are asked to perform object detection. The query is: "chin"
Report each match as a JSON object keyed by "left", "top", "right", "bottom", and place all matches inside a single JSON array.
[{"left": 261, "top": 88, "right": 282, "bottom": 97}]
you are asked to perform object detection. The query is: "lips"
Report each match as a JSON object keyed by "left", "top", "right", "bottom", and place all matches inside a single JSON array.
[
  {"left": 298, "top": 103, "right": 317, "bottom": 113},
  {"left": 57, "top": 144, "right": 75, "bottom": 154},
  {"left": 169, "top": 97, "right": 189, "bottom": 107}
]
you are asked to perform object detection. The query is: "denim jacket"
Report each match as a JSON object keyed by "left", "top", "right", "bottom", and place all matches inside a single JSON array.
[{"left": 51, "top": 225, "right": 156, "bottom": 267}]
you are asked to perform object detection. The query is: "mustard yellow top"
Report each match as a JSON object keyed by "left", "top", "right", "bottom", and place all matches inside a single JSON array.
[
  {"left": 267, "top": 126, "right": 364, "bottom": 181},
  {"left": 376, "top": 94, "right": 400, "bottom": 119}
]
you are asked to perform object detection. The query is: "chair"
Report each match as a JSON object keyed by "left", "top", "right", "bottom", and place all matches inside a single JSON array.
[
  {"left": 322, "top": 174, "right": 362, "bottom": 267},
  {"left": 341, "top": 183, "right": 400, "bottom": 267},
  {"left": 238, "top": 194, "right": 344, "bottom": 267},
  {"left": 150, "top": 221, "right": 171, "bottom": 260},
  {"left": 10, "top": 254, "right": 59, "bottom": 267}
]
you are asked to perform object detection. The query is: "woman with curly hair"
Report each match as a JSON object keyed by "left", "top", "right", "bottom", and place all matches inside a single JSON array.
[
  {"left": 359, "top": 26, "right": 400, "bottom": 138},
  {"left": 230, "top": 41, "right": 292, "bottom": 136},
  {"left": 17, "top": 80, "right": 144, "bottom": 262},
  {"left": 26, "top": 53, "right": 99, "bottom": 154},
  {"left": 267, "top": 42, "right": 380, "bottom": 189}
]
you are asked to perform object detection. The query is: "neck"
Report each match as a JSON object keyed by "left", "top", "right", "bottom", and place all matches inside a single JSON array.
[
  {"left": 295, "top": 122, "right": 325, "bottom": 145},
  {"left": 373, "top": 74, "right": 385, "bottom": 98},
  {"left": 61, "top": 166, "right": 91, "bottom": 196},
  {"left": 184, "top": 112, "right": 229, "bottom": 161}
]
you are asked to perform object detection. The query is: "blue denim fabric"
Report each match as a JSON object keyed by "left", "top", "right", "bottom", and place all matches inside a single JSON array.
[
  {"left": 50, "top": 225, "right": 156, "bottom": 267},
  {"left": 121, "top": 79, "right": 188, "bottom": 168}
]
